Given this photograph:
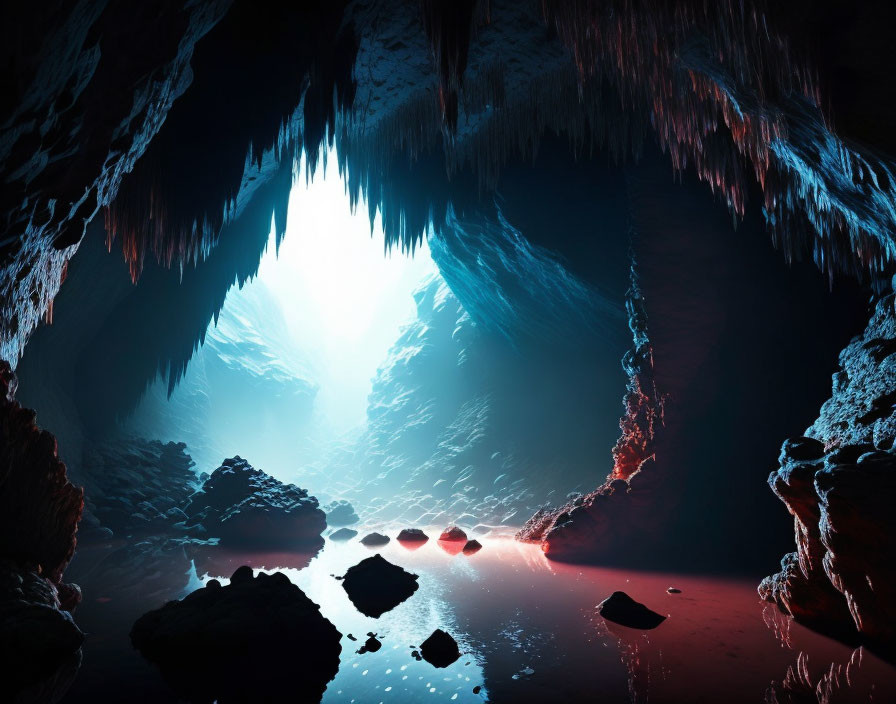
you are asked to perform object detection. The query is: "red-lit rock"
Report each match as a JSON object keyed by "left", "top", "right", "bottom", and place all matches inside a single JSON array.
[{"left": 439, "top": 526, "right": 467, "bottom": 542}]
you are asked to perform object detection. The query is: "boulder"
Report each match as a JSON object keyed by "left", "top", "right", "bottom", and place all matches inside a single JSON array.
[
  {"left": 462, "top": 540, "right": 482, "bottom": 554},
  {"left": 185, "top": 457, "right": 325, "bottom": 549},
  {"left": 396, "top": 528, "right": 429, "bottom": 543},
  {"left": 419, "top": 629, "right": 461, "bottom": 668},
  {"left": 360, "top": 532, "right": 390, "bottom": 547},
  {"left": 438, "top": 526, "right": 467, "bottom": 542},
  {"left": 598, "top": 591, "right": 666, "bottom": 630},
  {"left": 131, "top": 566, "right": 341, "bottom": 702},
  {"left": 329, "top": 527, "right": 358, "bottom": 542},
  {"left": 340, "top": 555, "right": 419, "bottom": 618}
]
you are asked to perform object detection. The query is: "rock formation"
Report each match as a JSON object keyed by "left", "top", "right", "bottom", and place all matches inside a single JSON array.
[
  {"left": 597, "top": 591, "right": 666, "bottom": 630},
  {"left": 340, "top": 554, "right": 419, "bottom": 618},
  {"left": 517, "top": 260, "right": 664, "bottom": 559},
  {"left": 131, "top": 566, "right": 341, "bottom": 702},
  {"left": 419, "top": 628, "right": 461, "bottom": 668},
  {"left": 761, "top": 285, "right": 896, "bottom": 648},
  {"left": 184, "top": 456, "right": 326, "bottom": 549}
]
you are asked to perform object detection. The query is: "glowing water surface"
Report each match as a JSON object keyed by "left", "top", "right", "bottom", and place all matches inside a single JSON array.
[{"left": 63, "top": 535, "right": 896, "bottom": 703}]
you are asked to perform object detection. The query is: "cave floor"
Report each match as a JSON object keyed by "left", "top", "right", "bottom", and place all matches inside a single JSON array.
[{"left": 60, "top": 533, "right": 896, "bottom": 703}]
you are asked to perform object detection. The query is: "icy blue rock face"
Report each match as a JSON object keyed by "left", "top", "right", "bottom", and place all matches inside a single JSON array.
[
  {"left": 429, "top": 207, "right": 624, "bottom": 346},
  {"left": 126, "top": 281, "right": 319, "bottom": 476},
  {"left": 328, "top": 271, "right": 624, "bottom": 527}
]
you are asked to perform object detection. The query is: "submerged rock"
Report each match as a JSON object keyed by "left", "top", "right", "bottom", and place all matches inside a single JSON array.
[
  {"left": 462, "top": 540, "right": 482, "bottom": 554},
  {"left": 325, "top": 500, "right": 359, "bottom": 527},
  {"left": 184, "top": 457, "right": 325, "bottom": 549},
  {"left": 340, "top": 554, "right": 419, "bottom": 618},
  {"left": 419, "top": 629, "right": 461, "bottom": 668},
  {"left": 396, "top": 528, "right": 429, "bottom": 543},
  {"left": 329, "top": 527, "right": 358, "bottom": 542},
  {"left": 439, "top": 526, "right": 467, "bottom": 542},
  {"left": 598, "top": 591, "right": 666, "bottom": 630},
  {"left": 360, "top": 532, "right": 390, "bottom": 547},
  {"left": 131, "top": 566, "right": 341, "bottom": 702}
]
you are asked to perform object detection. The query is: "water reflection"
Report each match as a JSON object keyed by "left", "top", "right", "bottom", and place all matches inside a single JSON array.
[{"left": 58, "top": 534, "right": 896, "bottom": 703}]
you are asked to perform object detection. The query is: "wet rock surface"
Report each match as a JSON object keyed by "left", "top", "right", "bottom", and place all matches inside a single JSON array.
[
  {"left": 462, "top": 540, "right": 482, "bottom": 554},
  {"left": 598, "top": 591, "right": 666, "bottom": 630},
  {"left": 397, "top": 528, "right": 430, "bottom": 543},
  {"left": 184, "top": 456, "right": 326, "bottom": 549},
  {"left": 420, "top": 628, "right": 461, "bottom": 668},
  {"left": 340, "top": 554, "right": 419, "bottom": 618},
  {"left": 439, "top": 526, "right": 468, "bottom": 542},
  {"left": 761, "top": 288, "right": 896, "bottom": 648},
  {"left": 131, "top": 566, "right": 341, "bottom": 703}
]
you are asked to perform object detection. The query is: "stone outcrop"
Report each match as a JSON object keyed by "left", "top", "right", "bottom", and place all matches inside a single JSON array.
[
  {"left": 419, "top": 629, "right": 461, "bottom": 668},
  {"left": 597, "top": 591, "right": 666, "bottom": 630},
  {"left": 131, "top": 566, "right": 341, "bottom": 702},
  {"left": 340, "top": 554, "right": 419, "bottom": 618},
  {"left": 0, "top": 363, "right": 82, "bottom": 588},
  {"left": 184, "top": 456, "right": 326, "bottom": 549},
  {"left": 0, "top": 559, "right": 84, "bottom": 697},
  {"left": 761, "top": 288, "right": 896, "bottom": 647},
  {"left": 517, "top": 261, "right": 664, "bottom": 559}
]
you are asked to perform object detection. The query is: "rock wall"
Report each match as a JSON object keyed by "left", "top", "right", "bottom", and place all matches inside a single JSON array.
[{"left": 760, "top": 285, "right": 896, "bottom": 647}]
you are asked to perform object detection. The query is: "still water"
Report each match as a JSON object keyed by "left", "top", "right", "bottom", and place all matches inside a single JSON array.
[{"left": 61, "top": 531, "right": 896, "bottom": 703}]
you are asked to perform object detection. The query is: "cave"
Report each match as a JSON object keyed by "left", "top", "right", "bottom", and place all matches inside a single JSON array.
[{"left": 2, "top": 1, "right": 895, "bottom": 702}]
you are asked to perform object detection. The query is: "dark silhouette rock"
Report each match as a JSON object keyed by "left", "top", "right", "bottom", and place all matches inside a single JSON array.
[
  {"left": 184, "top": 457, "right": 325, "bottom": 549},
  {"left": 131, "top": 566, "right": 341, "bottom": 703},
  {"left": 360, "top": 532, "right": 390, "bottom": 547},
  {"left": 667, "top": 587, "right": 681, "bottom": 594},
  {"left": 0, "top": 559, "right": 84, "bottom": 697},
  {"left": 357, "top": 633, "right": 382, "bottom": 654},
  {"left": 397, "top": 528, "right": 429, "bottom": 543},
  {"left": 439, "top": 526, "right": 467, "bottom": 542},
  {"left": 329, "top": 527, "right": 358, "bottom": 542},
  {"left": 340, "top": 554, "right": 419, "bottom": 618},
  {"left": 598, "top": 591, "right": 666, "bottom": 630},
  {"left": 325, "top": 500, "right": 359, "bottom": 526},
  {"left": 0, "top": 363, "right": 83, "bottom": 588},
  {"left": 462, "top": 540, "right": 482, "bottom": 554},
  {"left": 419, "top": 629, "right": 461, "bottom": 668}
]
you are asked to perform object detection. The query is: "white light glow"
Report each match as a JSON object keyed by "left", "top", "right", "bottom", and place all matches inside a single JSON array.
[{"left": 253, "top": 154, "right": 437, "bottom": 432}]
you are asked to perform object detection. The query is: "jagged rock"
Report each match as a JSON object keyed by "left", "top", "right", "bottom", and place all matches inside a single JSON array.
[
  {"left": 397, "top": 528, "right": 430, "bottom": 543},
  {"left": 439, "top": 526, "right": 467, "bottom": 542},
  {"left": 329, "top": 527, "right": 358, "bottom": 542},
  {"left": 325, "top": 500, "right": 359, "bottom": 527},
  {"left": 462, "top": 540, "right": 482, "bottom": 554},
  {"left": 340, "top": 555, "right": 419, "bottom": 618},
  {"left": 184, "top": 457, "right": 325, "bottom": 549},
  {"left": 131, "top": 566, "right": 341, "bottom": 703},
  {"left": 419, "top": 629, "right": 461, "bottom": 668},
  {"left": 762, "top": 291, "right": 896, "bottom": 647},
  {"left": 0, "top": 559, "right": 84, "bottom": 696},
  {"left": 598, "top": 591, "right": 666, "bottom": 630},
  {"left": 360, "top": 532, "right": 390, "bottom": 547},
  {"left": 0, "top": 363, "right": 83, "bottom": 594}
]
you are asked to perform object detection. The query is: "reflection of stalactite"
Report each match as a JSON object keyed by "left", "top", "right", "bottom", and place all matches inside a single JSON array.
[{"left": 611, "top": 255, "right": 665, "bottom": 480}]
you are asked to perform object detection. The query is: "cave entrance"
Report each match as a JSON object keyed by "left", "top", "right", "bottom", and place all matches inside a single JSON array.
[{"left": 128, "top": 152, "right": 439, "bottom": 486}]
